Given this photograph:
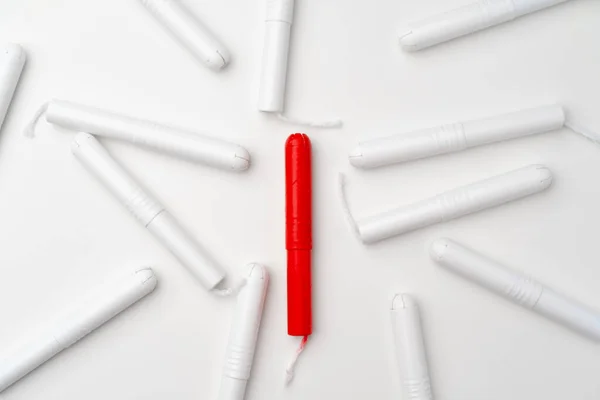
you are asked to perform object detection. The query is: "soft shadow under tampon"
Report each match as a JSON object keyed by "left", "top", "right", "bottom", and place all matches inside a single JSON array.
[
  {"left": 139, "top": 0, "right": 230, "bottom": 71},
  {"left": 391, "top": 294, "right": 433, "bottom": 400},
  {"left": 431, "top": 238, "right": 600, "bottom": 341},
  {"left": 350, "top": 105, "right": 565, "bottom": 169},
  {"left": 345, "top": 165, "right": 552, "bottom": 244},
  {"left": 0, "top": 44, "right": 26, "bottom": 132},
  {"left": 26, "top": 99, "right": 250, "bottom": 171},
  {"left": 399, "top": 0, "right": 573, "bottom": 52},
  {"left": 0, "top": 267, "right": 157, "bottom": 393},
  {"left": 218, "top": 264, "right": 269, "bottom": 400},
  {"left": 72, "top": 132, "right": 225, "bottom": 290}
]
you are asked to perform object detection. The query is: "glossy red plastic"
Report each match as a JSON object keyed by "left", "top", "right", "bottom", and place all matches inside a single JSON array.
[{"left": 285, "top": 133, "right": 312, "bottom": 337}]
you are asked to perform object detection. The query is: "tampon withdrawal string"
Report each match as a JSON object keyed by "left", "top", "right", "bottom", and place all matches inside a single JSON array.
[{"left": 285, "top": 335, "right": 308, "bottom": 385}]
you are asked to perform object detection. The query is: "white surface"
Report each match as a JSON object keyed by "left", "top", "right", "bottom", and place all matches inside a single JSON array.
[{"left": 0, "top": 0, "right": 599, "bottom": 399}]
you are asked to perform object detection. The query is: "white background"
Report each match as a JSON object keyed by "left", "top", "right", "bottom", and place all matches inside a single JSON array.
[{"left": 1, "top": 0, "right": 600, "bottom": 399}]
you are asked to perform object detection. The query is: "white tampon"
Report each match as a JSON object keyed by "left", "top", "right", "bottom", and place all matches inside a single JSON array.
[
  {"left": 340, "top": 165, "right": 552, "bottom": 244},
  {"left": 139, "top": 0, "right": 230, "bottom": 71},
  {"left": 0, "top": 44, "right": 26, "bottom": 131},
  {"left": 399, "top": 0, "right": 573, "bottom": 51},
  {"left": 350, "top": 105, "right": 565, "bottom": 169},
  {"left": 257, "top": 0, "right": 342, "bottom": 128},
  {"left": 391, "top": 294, "right": 433, "bottom": 400},
  {"left": 258, "top": 0, "right": 294, "bottom": 113},
  {"left": 431, "top": 238, "right": 600, "bottom": 341},
  {"left": 218, "top": 264, "right": 269, "bottom": 400},
  {"left": 25, "top": 99, "right": 250, "bottom": 171},
  {"left": 0, "top": 267, "right": 157, "bottom": 393},
  {"left": 72, "top": 132, "right": 225, "bottom": 290}
]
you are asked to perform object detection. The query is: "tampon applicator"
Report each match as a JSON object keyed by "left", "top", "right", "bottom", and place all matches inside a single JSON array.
[
  {"left": 71, "top": 132, "right": 226, "bottom": 291},
  {"left": 258, "top": 0, "right": 341, "bottom": 128},
  {"left": 391, "top": 294, "right": 433, "bottom": 400},
  {"left": 285, "top": 133, "right": 312, "bottom": 384},
  {"left": 339, "top": 165, "right": 552, "bottom": 243},
  {"left": 139, "top": 0, "right": 230, "bottom": 71},
  {"left": 399, "top": 0, "right": 573, "bottom": 51},
  {"left": 218, "top": 264, "right": 269, "bottom": 400},
  {"left": 431, "top": 238, "right": 600, "bottom": 341},
  {"left": 350, "top": 105, "right": 565, "bottom": 169},
  {"left": 0, "top": 267, "right": 157, "bottom": 393},
  {"left": 24, "top": 99, "right": 250, "bottom": 172},
  {"left": 0, "top": 44, "right": 26, "bottom": 132}
]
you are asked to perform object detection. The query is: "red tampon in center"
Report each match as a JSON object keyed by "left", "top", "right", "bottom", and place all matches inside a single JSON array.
[{"left": 285, "top": 133, "right": 312, "bottom": 384}]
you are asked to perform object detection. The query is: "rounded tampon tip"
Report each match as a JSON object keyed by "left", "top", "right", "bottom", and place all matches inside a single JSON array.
[
  {"left": 4, "top": 43, "right": 26, "bottom": 62},
  {"left": 135, "top": 267, "right": 158, "bottom": 290},
  {"left": 206, "top": 48, "right": 230, "bottom": 71},
  {"left": 530, "top": 165, "right": 553, "bottom": 190},
  {"left": 430, "top": 238, "right": 452, "bottom": 262},
  {"left": 286, "top": 133, "right": 310, "bottom": 148},
  {"left": 391, "top": 293, "right": 417, "bottom": 310},
  {"left": 232, "top": 146, "right": 251, "bottom": 171},
  {"left": 71, "top": 132, "right": 95, "bottom": 152},
  {"left": 348, "top": 145, "right": 366, "bottom": 168},
  {"left": 246, "top": 263, "right": 268, "bottom": 281},
  {"left": 398, "top": 29, "right": 419, "bottom": 52}
]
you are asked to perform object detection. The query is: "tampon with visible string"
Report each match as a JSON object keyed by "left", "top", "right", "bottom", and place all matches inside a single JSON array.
[
  {"left": 0, "top": 267, "right": 157, "bottom": 393},
  {"left": 25, "top": 99, "right": 249, "bottom": 171},
  {"left": 218, "top": 264, "right": 269, "bottom": 400},
  {"left": 139, "top": 0, "right": 230, "bottom": 71},
  {"left": 0, "top": 44, "right": 26, "bottom": 131},
  {"left": 350, "top": 105, "right": 564, "bottom": 169},
  {"left": 72, "top": 132, "right": 225, "bottom": 290},
  {"left": 341, "top": 165, "right": 552, "bottom": 244},
  {"left": 399, "top": 0, "right": 573, "bottom": 51},
  {"left": 257, "top": 0, "right": 341, "bottom": 128},
  {"left": 431, "top": 238, "right": 600, "bottom": 341},
  {"left": 391, "top": 294, "right": 433, "bottom": 400}
]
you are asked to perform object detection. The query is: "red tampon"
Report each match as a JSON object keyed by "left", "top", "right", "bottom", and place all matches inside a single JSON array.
[{"left": 285, "top": 133, "right": 312, "bottom": 384}]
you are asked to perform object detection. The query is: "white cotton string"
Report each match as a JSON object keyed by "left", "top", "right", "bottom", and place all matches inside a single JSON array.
[
  {"left": 285, "top": 335, "right": 308, "bottom": 386},
  {"left": 338, "top": 173, "right": 361, "bottom": 239},
  {"left": 565, "top": 120, "right": 600, "bottom": 145},
  {"left": 23, "top": 102, "right": 49, "bottom": 138},
  {"left": 212, "top": 278, "right": 247, "bottom": 297},
  {"left": 277, "top": 113, "right": 343, "bottom": 129}
]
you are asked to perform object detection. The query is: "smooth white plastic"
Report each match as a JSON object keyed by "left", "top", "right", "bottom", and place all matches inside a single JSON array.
[
  {"left": 44, "top": 99, "right": 249, "bottom": 171},
  {"left": 258, "top": 0, "right": 294, "bottom": 112},
  {"left": 350, "top": 105, "right": 565, "bottom": 169},
  {"left": 0, "top": 267, "right": 157, "bottom": 393},
  {"left": 391, "top": 294, "right": 433, "bottom": 400},
  {"left": 399, "top": 0, "right": 572, "bottom": 51},
  {"left": 72, "top": 132, "right": 225, "bottom": 290},
  {"left": 431, "top": 238, "right": 600, "bottom": 342},
  {"left": 218, "top": 264, "right": 269, "bottom": 400},
  {"left": 357, "top": 165, "right": 552, "bottom": 243},
  {"left": 139, "top": 0, "right": 230, "bottom": 71},
  {"left": 0, "top": 44, "right": 26, "bottom": 131}
]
